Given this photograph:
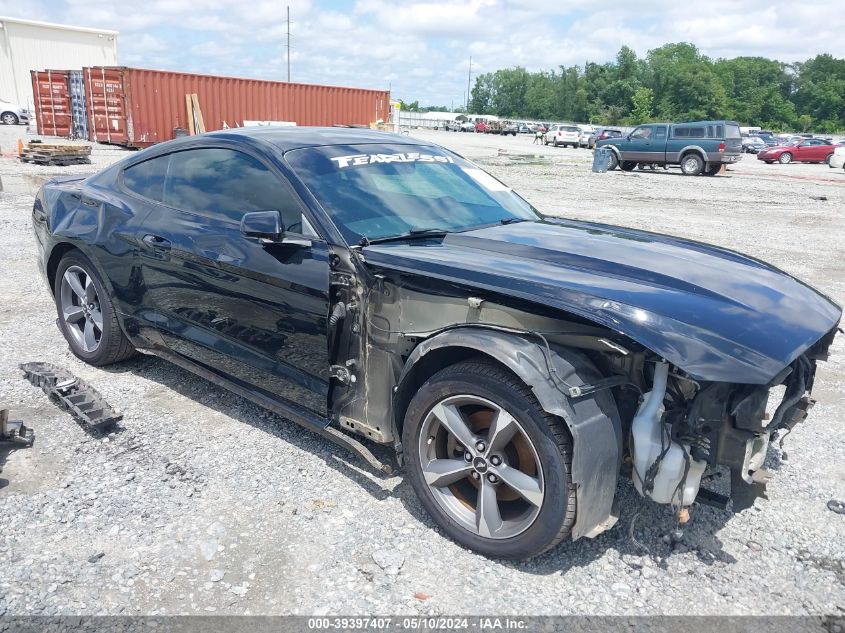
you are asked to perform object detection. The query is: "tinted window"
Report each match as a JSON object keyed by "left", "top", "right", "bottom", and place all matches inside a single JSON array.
[
  {"left": 673, "top": 127, "right": 688, "bottom": 138},
  {"left": 715, "top": 125, "right": 723, "bottom": 137},
  {"left": 123, "top": 155, "right": 169, "bottom": 202},
  {"left": 286, "top": 144, "right": 538, "bottom": 245},
  {"left": 163, "top": 148, "right": 301, "bottom": 227}
]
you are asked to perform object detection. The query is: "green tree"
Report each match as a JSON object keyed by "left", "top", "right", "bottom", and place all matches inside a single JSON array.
[
  {"left": 464, "top": 46, "right": 844, "bottom": 131},
  {"left": 629, "top": 87, "right": 654, "bottom": 123}
]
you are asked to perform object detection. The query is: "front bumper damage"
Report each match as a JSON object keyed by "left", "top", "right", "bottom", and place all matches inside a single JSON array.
[{"left": 632, "top": 323, "right": 837, "bottom": 515}]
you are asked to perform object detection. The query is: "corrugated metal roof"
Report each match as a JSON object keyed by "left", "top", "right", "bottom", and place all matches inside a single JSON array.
[{"left": 0, "top": 15, "right": 118, "bottom": 35}]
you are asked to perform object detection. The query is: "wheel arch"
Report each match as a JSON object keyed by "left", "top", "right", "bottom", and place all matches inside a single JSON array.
[
  {"left": 393, "top": 327, "right": 622, "bottom": 539},
  {"left": 47, "top": 242, "right": 82, "bottom": 293},
  {"left": 679, "top": 145, "right": 707, "bottom": 161}
]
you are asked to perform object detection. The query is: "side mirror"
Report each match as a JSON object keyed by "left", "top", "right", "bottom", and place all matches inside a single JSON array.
[
  {"left": 240, "top": 210, "right": 312, "bottom": 248},
  {"left": 241, "top": 210, "right": 282, "bottom": 240}
]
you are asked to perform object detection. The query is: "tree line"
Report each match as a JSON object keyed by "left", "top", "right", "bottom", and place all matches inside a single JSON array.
[{"left": 462, "top": 43, "right": 845, "bottom": 133}]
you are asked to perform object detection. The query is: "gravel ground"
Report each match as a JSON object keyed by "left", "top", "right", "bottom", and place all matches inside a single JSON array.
[{"left": 0, "top": 125, "right": 843, "bottom": 616}]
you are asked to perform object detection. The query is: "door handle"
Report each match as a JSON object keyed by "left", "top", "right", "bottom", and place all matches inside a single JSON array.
[{"left": 142, "top": 234, "right": 171, "bottom": 250}]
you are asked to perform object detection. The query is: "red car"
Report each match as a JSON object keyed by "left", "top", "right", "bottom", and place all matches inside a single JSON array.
[
  {"left": 474, "top": 121, "right": 488, "bottom": 133},
  {"left": 756, "top": 139, "right": 837, "bottom": 165}
]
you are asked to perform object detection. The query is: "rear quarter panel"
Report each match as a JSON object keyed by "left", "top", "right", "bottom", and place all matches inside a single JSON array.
[{"left": 40, "top": 172, "right": 152, "bottom": 334}]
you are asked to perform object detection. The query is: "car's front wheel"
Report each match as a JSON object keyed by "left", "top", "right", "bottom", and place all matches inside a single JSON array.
[
  {"left": 54, "top": 251, "right": 136, "bottom": 366},
  {"left": 778, "top": 152, "right": 792, "bottom": 164},
  {"left": 1, "top": 112, "right": 19, "bottom": 125},
  {"left": 606, "top": 152, "right": 619, "bottom": 170},
  {"left": 403, "top": 359, "right": 576, "bottom": 559}
]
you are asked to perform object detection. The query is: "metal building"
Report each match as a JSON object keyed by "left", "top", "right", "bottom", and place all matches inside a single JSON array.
[{"left": 0, "top": 16, "right": 117, "bottom": 108}]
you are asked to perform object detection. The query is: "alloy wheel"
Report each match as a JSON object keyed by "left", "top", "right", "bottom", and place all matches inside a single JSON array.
[
  {"left": 2, "top": 113, "right": 18, "bottom": 125},
  {"left": 418, "top": 394, "right": 544, "bottom": 539},
  {"left": 60, "top": 265, "right": 103, "bottom": 353}
]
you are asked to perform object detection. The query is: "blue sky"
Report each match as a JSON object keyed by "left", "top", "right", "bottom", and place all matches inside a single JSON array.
[{"left": 3, "top": 0, "right": 843, "bottom": 106}]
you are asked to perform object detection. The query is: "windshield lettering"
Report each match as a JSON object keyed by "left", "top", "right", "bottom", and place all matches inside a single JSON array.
[{"left": 331, "top": 153, "right": 455, "bottom": 168}]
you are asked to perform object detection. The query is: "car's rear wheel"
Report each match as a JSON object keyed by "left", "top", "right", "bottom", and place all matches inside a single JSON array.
[
  {"left": 680, "top": 153, "right": 704, "bottom": 175},
  {"left": 403, "top": 360, "right": 576, "bottom": 559},
  {"left": 620, "top": 161, "right": 636, "bottom": 171},
  {"left": 778, "top": 152, "right": 792, "bottom": 164},
  {"left": 1, "top": 112, "right": 19, "bottom": 125},
  {"left": 55, "top": 251, "right": 136, "bottom": 366}
]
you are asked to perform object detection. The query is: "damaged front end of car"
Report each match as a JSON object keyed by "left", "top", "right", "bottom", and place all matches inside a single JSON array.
[{"left": 629, "top": 324, "right": 838, "bottom": 517}]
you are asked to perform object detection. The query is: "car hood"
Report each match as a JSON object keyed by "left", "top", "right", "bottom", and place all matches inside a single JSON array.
[{"left": 362, "top": 219, "right": 841, "bottom": 384}]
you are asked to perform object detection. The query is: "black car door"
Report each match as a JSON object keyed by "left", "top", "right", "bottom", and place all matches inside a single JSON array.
[{"left": 132, "top": 146, "right": 331, "bottom": 415}]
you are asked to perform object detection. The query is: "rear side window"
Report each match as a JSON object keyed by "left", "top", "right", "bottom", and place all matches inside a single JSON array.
[
  {"left": 673, "top": 127, "right": 688, "bottom": 138},
  {"left": 655, "top": 126, "right": 667, "bottom": 139},
  {"left": 673, "top": 126, "right": 706, "bottom": 138},
  {"left": 163, "top": 148, "right": 301, "bottom": 226},
  {"left": 123, "top": 155, "right": 169, "bottom": 202},
  {"left": 725, "top": 124, "right": 741, "bottom": 139}
]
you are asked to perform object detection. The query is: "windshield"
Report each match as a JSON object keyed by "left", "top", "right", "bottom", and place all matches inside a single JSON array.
[{"left": 285, "top": 144, "right": 540, "bottom": 244}]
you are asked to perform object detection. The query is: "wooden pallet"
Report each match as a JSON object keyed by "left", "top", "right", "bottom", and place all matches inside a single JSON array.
[{"left": 20, "top": 143, "right": 92, "bottom": 166}]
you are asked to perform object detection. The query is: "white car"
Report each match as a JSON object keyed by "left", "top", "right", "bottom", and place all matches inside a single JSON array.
[
  {"left": 576, "top": 124, "right": 595, "bottom": 148},
  {"left": 544, "top": 124, "right": 580, "bottom": 148},
  {"left": 460, "top": 121, "right": 477, "bottom": 132},
  {"left": 0, "top": 100, "right": 31, "bottom": 125},
  {"left": 829, "top": 145, "right": 845, "bottom": 170}
]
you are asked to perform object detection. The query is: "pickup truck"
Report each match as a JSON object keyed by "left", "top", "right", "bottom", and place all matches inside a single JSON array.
[{"left": 596, "top": 120, "right": 743, "bottom": 176}]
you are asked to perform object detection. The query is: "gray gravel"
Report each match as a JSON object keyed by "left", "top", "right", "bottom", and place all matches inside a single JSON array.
[{"left": 0, "top": 125, "right": 843, "bottom": 616}]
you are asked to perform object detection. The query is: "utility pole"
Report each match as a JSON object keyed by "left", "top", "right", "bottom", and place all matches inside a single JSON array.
[
  {"left": 466, "top": 56, "right": 472, "bottom": 111},
  {"left": 285, "top": 5, "right": 291, "bottom": 82}
]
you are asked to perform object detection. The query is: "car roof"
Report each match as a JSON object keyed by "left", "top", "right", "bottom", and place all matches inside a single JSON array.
[{"left": 204, "top": 126, "right": 428, "bottom": 152}]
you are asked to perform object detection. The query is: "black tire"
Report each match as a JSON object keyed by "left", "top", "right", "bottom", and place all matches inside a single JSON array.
[
  {"left": 680, "top": 153, "right": 704, "bottom": 175},
  {"left": 606, "top": 151, "right": 619, "bottom": 170},
  {"left": 825, "top": 154, "right": 833, "bottom": 165},
  {"left": 403, "top": 359, "right": 576, "bottom": 559},
  {"left": 778, "top": 152, "right": 792, "bottom": 164},
  {"left": 54, "top": 250, "right": 136, "bottom": 366},
  {"left": 704, "top": 163, "right": 722, "bottom": 176},
  {"left": 620, "top": 161, "right": 636, "bottom": 171},
  {"left": 1, "top": 111, "right": 19, "bottom": 125}
]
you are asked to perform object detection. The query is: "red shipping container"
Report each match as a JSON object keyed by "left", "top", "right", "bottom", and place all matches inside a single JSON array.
[
  {"left": 31, "top": 70, "right": 72, "bottom": 137},
  {"left": 82, "top": 66, "right": 391, "bottom": 147}
]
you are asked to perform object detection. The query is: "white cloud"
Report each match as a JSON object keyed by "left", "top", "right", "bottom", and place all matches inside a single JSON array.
[{"left": 0, "top": 0, "right": 841, "bottom": 106}]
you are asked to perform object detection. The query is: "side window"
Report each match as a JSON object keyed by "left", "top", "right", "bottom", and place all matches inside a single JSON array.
[
  {"left": 673, "top": 127, "right": 688, "bottom": 138},
  {"left": 122, "top": 155, "right": 170, "bottom": 202},
  {"left": 686, "top": 126, "right": 706, "bottom": 138},
  {"left": 715, "top": 125, "right": 723, "bottom": 138},
  {"left": 163, "top": 148, "right": 302, "bottom": 229},
  {"left": 630, "top": 126, "right": 652, "bottom": 140},
  {"left": 654, "top": 126, "right": 667, "bottom": 139}
]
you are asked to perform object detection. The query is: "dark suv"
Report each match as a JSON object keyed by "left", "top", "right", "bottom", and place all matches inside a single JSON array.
[{"left": 596, "top": 120, "right": 743, "bottom": 175}]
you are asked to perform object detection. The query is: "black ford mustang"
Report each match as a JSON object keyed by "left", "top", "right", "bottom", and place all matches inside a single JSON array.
[{"left": 33, "top": 127, "right": 841, "bottom": 559}]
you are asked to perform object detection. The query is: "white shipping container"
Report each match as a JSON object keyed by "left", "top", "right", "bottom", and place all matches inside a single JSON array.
[{"left": 0, "top": 16, "right": 118, "bottom": 109}]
